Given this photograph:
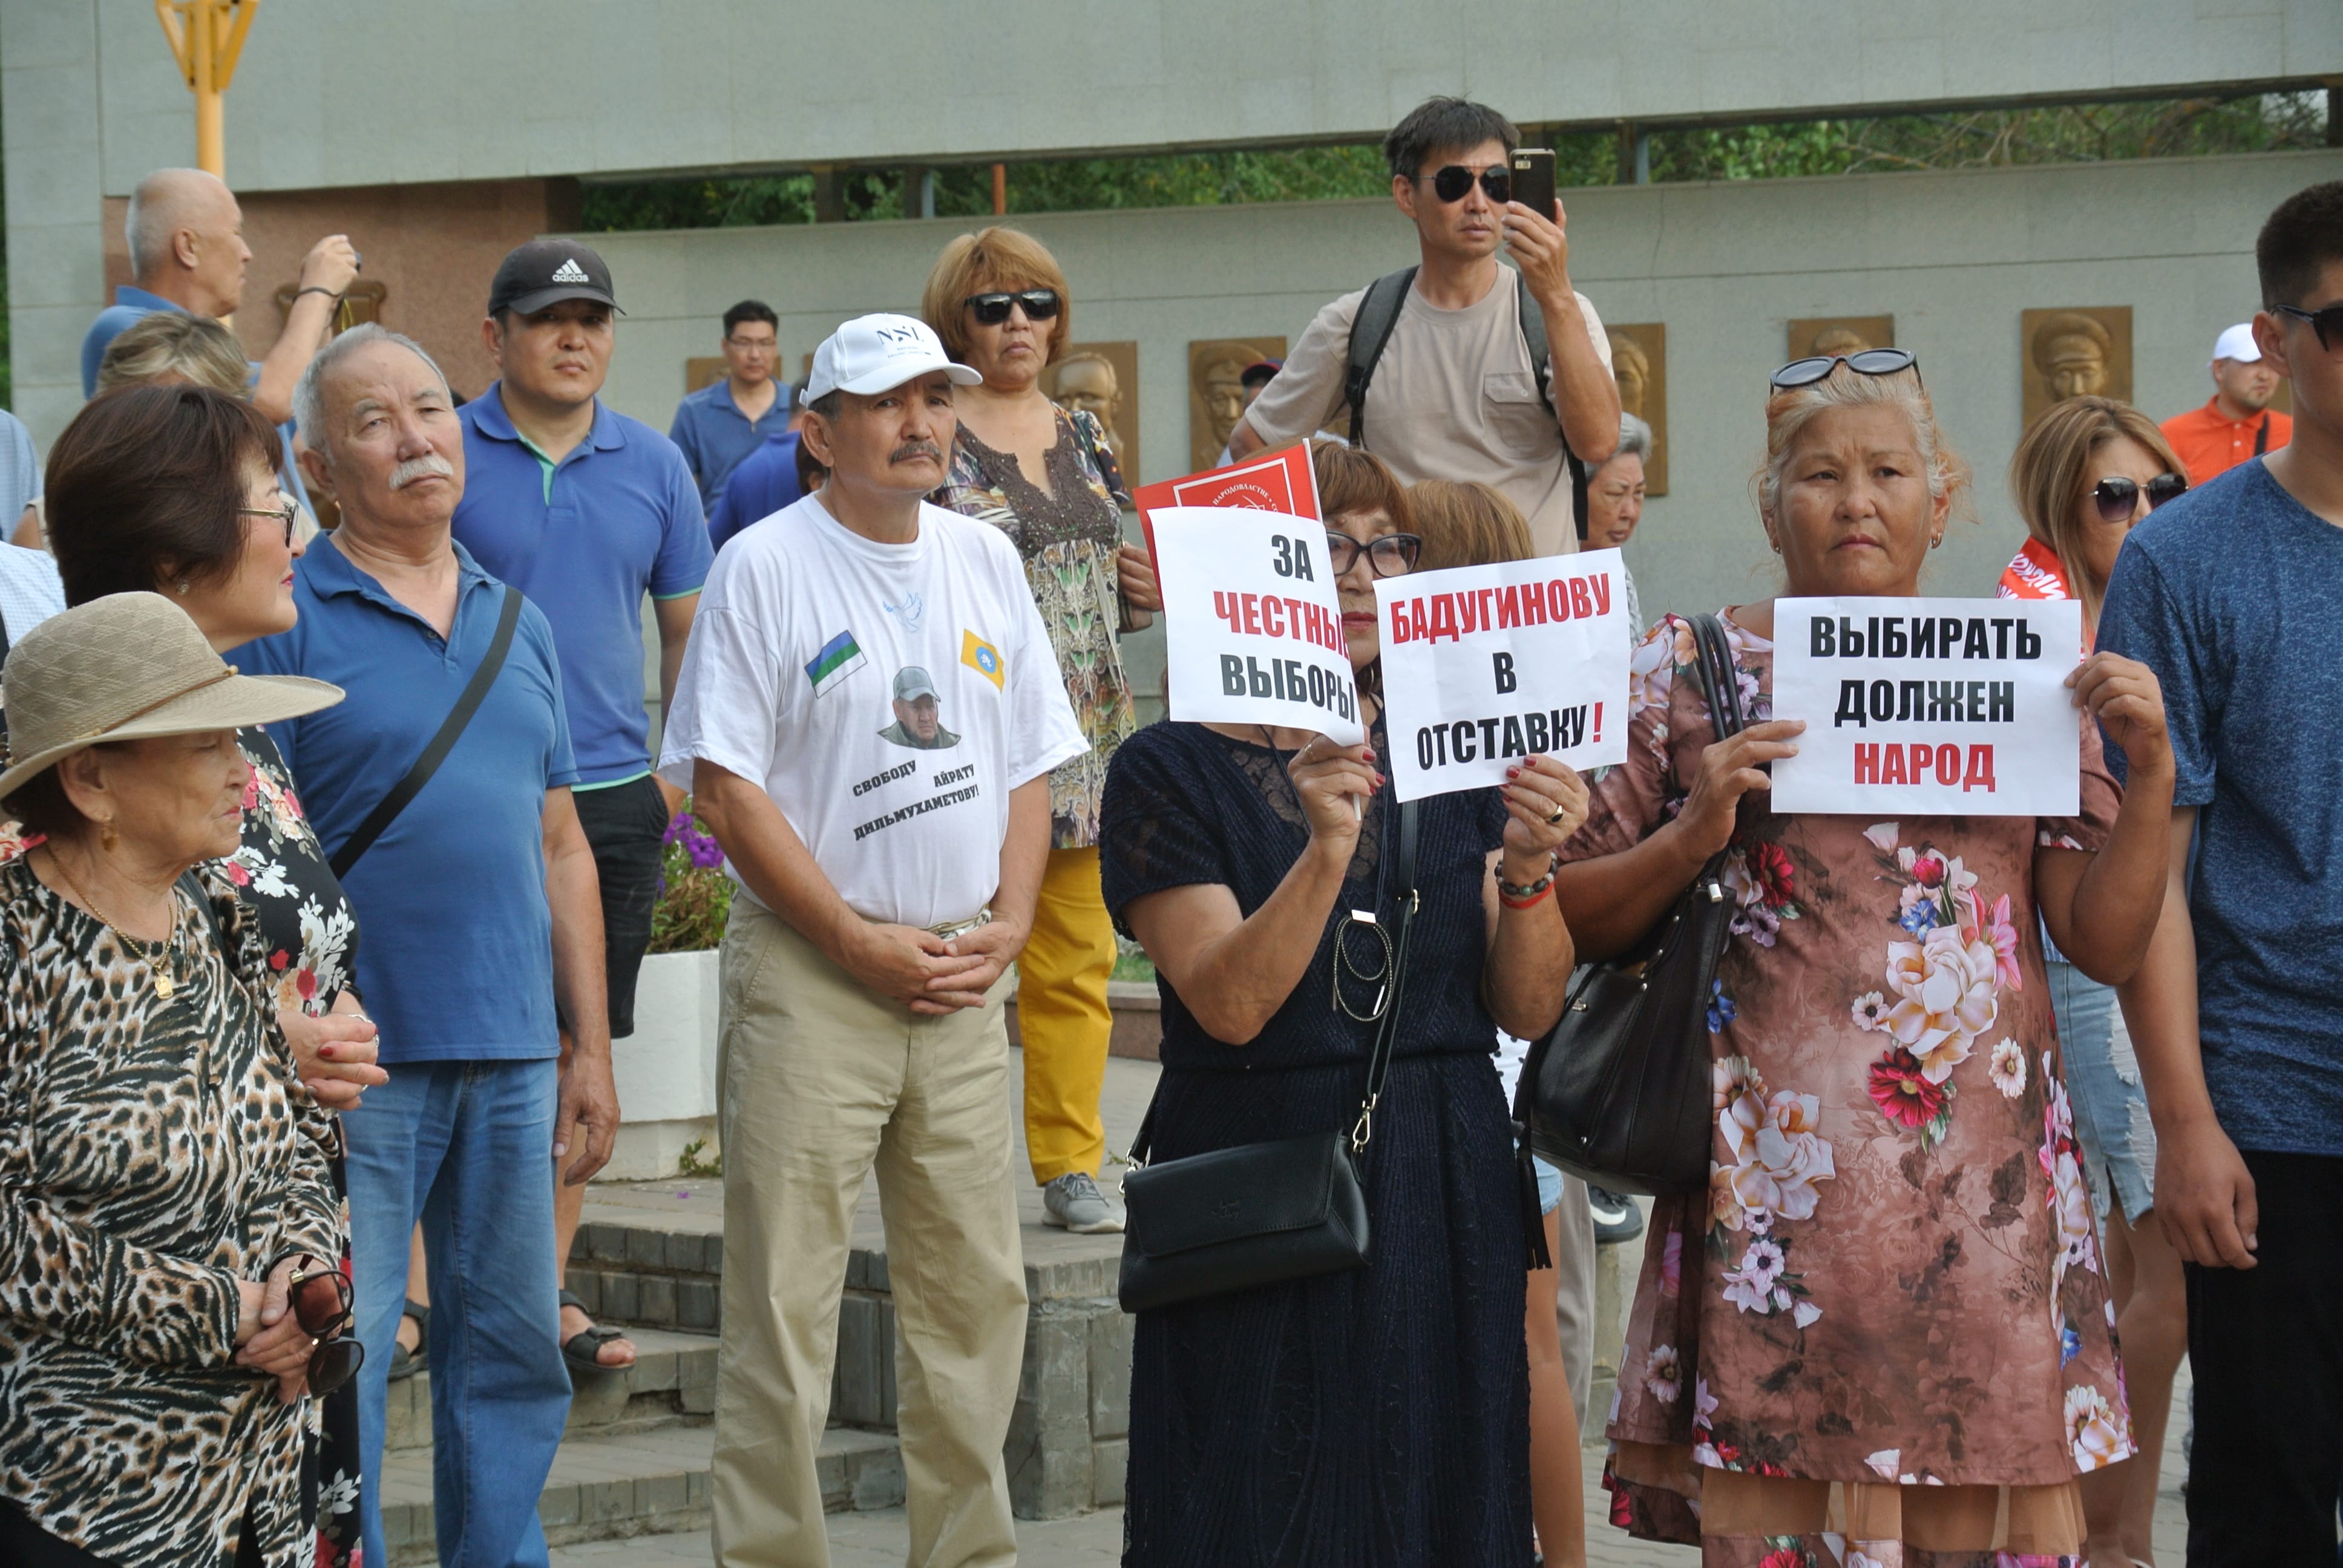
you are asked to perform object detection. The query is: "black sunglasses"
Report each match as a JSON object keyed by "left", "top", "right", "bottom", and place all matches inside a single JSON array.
[
  {"left": 1424, "top": 165, "right": 1511, "bottom": 205},
  {"left": 1325, "top": 531, "right": 1421, "bottom": 578},
  {"left": 2273, "top": 302, "right": 2343, "bottom": 351},
  {"left": 2093, "top": 473, "right": 2187, "bottom": 523},
  {"left": 1771, "top": 348, "right": 1922, "bottom": 390},
  {"left": 285, "top": 1260, "right": 364, "bottom": 1396},
  {"left": 964, "top": 290, "right": 1061, "bottom": 326}
]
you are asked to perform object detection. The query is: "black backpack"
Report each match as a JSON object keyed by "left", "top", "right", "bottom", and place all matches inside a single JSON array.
[{"left": 1343, "top": 266, "right": 1591, "bottom": 542}]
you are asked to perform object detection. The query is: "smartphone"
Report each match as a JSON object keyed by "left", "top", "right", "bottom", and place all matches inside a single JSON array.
[{"left": 1509, "top": 148, "right": 1556, "bottom": 220}]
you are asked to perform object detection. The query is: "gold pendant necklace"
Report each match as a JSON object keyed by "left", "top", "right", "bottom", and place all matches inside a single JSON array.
[{"left": 47, "top": 851, "right": 182, "bottom": 999}]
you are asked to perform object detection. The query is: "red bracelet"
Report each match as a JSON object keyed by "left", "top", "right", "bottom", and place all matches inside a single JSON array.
[{"left": 1498, "top": 880, "right": 1555, "bottom": 911}]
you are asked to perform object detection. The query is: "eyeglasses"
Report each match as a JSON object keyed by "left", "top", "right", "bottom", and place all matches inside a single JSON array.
[
  {"left": 1423, "top": 165, "right": 1511, "bottom": 205},
  {"left": 724, "top": 335, "right": 778, "bottom": 352},
  {"left": 1325, "top": 531, "right": 1421, "bottom": 578},
  {"left": 285, "top": 1260, "right": 365, "bottom": 1396},
  {"left": 2273, "top": 303, "right": 2343, "bottom": 351},
  {"left": 964, "top": 290, "right": 1061, "bottom": 326},
  {"left": 1771, "top": 348, "right": 1922, "bottom": 390},
  {"left": 240, "top": 498, "right": 299, "bottom": 547},
  {"left": 2092, "top": 473, "right": 2187, "bottom": 523}
]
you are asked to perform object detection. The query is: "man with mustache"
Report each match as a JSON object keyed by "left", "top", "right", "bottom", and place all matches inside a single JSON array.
[
  {"left": 451, "top": 240, "right": 712, "bottom": 1379},
  {"left": 661, "top": 313, "right": 1083, "bottom": 1567},
  {"left": 234, "top": 324, "right": 617, "bottom": 1568}
]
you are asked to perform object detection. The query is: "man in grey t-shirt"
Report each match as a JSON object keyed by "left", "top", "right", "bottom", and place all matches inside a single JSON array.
[{"left": 1230, "top": 97, "right": 1619, "bottom": 557}]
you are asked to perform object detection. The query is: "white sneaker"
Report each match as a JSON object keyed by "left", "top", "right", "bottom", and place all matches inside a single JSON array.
[{"left": 1042, "top": 1171, "right": 1124, "bottom": 1233}]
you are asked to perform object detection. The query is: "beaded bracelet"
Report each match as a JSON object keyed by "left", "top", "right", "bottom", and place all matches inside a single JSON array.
[{"left": 1498, "top": 878, "right": 1555, "bottom": 911}]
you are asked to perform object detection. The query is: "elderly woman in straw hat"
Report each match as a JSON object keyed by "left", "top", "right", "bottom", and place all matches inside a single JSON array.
[{"left": 0, "top": 592, "right": 356, "bottom": 1568}]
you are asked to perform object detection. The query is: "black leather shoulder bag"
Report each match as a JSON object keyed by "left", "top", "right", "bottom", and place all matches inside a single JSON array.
[
  {"left": 1116, "top": 795, "right": 1420, "bottom": 1315},
  {"left": 1516, "top": 613, "right": 1745, "bottom": 1195}
]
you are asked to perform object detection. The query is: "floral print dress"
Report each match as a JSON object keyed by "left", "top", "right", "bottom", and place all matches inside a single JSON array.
[
  {"left": 1561, "top": 613, "right": 2131, "bottom": 1568},
  {"left": 933, "top": 406, "right": 1138, "bottom": 848}
]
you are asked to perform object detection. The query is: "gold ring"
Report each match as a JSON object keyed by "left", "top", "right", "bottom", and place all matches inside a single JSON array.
[{"left": 1545, "top": 802, "right": 1568, "bottom": 824}]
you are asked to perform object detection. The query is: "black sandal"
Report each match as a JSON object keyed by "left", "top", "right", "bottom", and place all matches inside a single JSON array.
[
  {"left": 558, "top": 1287, "right": 632, "bottom": 1375},
  {"left": 387, "top": 1299, "right": 427, "bottom": 1382}
]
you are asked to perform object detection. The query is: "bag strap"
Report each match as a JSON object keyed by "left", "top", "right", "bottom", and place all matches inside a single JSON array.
[
  {"left": 1123, "top": 795, "right": 1423, "bottom": 1167},
  {"left": 2255, "top": 413, "right": 2270, "bottom": 456},
  {"left": 1345, "top": 267, "right": 1418, "bottom": 448},
  {"left": 329, "top": 584, "right": 524, "bottom": 880},
  {"left": 1686, "top": 613, "right": 1746, "bottom": 741},
  {"left": 1511, "top": 272, "right": 1591, "bottom": 544}
]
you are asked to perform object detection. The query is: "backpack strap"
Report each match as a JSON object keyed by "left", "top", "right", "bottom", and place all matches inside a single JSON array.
[
  {"left": 2255, "top": 413, "right": 2271, "bottom": 457},
  {"left": 1514, "top": 270, "right": 1592, "bottom": 543},
  {"left": 1345, "top": 267, "right": 1418, "bottom": 447}
]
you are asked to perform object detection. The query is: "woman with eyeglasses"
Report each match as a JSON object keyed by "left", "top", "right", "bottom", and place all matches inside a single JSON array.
[
  {"left": 921, "top": 228, "right": 1164, "bottom": 1236},
  {"left": 31, "top": 385, "right": 385, "bottom": 1568},
  {"left": 0, "top": 590, "right": 355, "bottom": 1568},
  {"left": 1103, "top": 439, "right": 1586, "bottom": 1566},
  {"left": 1558, "top": 353, "right": 2178, "bottom": 1566},
  {"left": 2001, "top": 395, "right": 2195, "bottom": 1567}
]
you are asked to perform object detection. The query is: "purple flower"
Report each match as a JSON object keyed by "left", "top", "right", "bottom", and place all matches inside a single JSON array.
[
  {"left": 686, "top": 829, "right": 725, "bottom": 870},
  {"left": 663, "top": 810, "right": 693, "bottom": 848}
]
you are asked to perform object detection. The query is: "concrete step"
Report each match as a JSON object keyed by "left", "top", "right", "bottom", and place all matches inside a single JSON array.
[
  {"left": 381, "top": 1422, "right": 903, "bottom": 1565},
  {"left": 385, "top": 1325, "right": 718, "bottom": 1452}
]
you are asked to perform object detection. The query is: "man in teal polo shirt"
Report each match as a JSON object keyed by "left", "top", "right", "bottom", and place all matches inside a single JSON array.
[{"left": 453, "top": 238, "right": 711, "bottom": 1373}]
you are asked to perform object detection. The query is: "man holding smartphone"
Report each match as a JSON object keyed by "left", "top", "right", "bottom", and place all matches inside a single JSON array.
[{"left": 1230, "top": 97, "right": 1620, "bottom": 557}]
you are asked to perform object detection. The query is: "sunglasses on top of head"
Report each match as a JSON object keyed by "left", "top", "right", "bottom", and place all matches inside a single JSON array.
[
  {"left": 1421, "top": 165, "right": 1512, "bottom": 206},
  {"left": 963, "top": 290, "right": 1061, "bottom": 326},
  {"left": 2273, "top": 302, "right": 2343, "bottom": 351},
  {"left": 2092, "top": 473, "right": 2187, "bottom": 523},
  {"left": 1769, "top": 348, "right": 1922, "bottom": 390}
]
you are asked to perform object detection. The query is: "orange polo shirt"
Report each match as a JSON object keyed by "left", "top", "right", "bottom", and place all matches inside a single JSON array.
[{"left": 2160, "top": 397, "right": 2291, "bottom": 488}]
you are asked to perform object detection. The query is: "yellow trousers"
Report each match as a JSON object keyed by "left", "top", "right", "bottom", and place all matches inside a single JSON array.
[{"left": 1017, "top": 846, "right": 1117, "bottom": 1184}]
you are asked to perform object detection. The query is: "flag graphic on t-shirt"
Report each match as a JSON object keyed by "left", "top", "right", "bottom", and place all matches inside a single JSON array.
[
  {"left": 804, "top": 630, "right": 865, "bottom": 698},
  {"left": 960, "top": 629, "right": 1003, "bottom": 690}
]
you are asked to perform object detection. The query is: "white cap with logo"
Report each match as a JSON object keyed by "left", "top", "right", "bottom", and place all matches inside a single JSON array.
[
  {"left": 805, "top": 313, "right": 982, "bottom": 403},
  {"left": 2213, "top": 322, "right": 2263, "bottom": 365}
]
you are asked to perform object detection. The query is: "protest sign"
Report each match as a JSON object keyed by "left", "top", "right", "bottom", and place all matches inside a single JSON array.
[
  {"left": 1133, "top": 443, "right": 1319, "bottom": 567},
  {"left": 1769, "top": 596, "right": 2085, "bottom": 815},
  {"left": 1374, "top": 549, "right": 1630, "bottom": 802},
  {"left": 1150, "top": 504, "right": 1364, "bottom": 745}
]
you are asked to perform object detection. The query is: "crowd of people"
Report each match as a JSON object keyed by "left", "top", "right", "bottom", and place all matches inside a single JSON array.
[{"left": 0, "top": 91, "right": 2333, "bottom": 1568}]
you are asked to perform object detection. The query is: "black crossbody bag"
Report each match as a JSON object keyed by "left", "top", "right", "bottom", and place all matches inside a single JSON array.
[
  {"left": 1516, "top": 613, "right": 1745, "bottom": 1195},
  {"left": 1116, "top": 796, "right": 1421, "bottom": 1315}
]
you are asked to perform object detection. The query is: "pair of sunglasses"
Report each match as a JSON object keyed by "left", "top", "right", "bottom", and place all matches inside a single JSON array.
[
  {"left": 2093, "top": 473, "right": 2187, "bottom": 523},
  {"left": 1424, "top": 165, "right": 1510, "bottom": 205},
  {"left": 964, "top": 290, "right": 1061, "bottom": 326},
  {"left": 2273, "top": 302, "right": 2343, "bottom": 351},
  {"left": 284, "top": 1260, "right": 364, "bottom": 1396},
  {"left": 1326, "top": 531, "right": 1422, "bottom": 578},
  {"left": 1771, "top": 348, "right": 1922, "bottom": 390}
]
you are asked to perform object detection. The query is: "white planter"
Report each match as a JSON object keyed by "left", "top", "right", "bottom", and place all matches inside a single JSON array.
[{"left": 603, "top": 947, "right": 722, "bottom": 1181}]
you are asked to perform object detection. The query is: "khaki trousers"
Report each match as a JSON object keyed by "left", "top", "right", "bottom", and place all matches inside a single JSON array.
[{"left": 712, "top": 898, "right": 1025, "bottom": 1568}]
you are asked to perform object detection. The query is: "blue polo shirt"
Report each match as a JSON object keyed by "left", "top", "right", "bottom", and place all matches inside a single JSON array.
[
  {"left": 452, "top": 385, "right": 710, "bottom": 786},
  {"left": 77, "top": 284, "right": 313, "bottom": 515},
  {"left": 707, "top": 429, "right": 805, "bottom": 552},
  {"left": 669, "top": 377, "right": 790, "bottom": 508},
  {"left": 232, "top": 534, "right": 577, "bottom": 1063}
]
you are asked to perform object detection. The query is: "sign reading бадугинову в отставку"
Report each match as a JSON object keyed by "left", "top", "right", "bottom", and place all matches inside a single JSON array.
[
  {"left": 1374, "top": 550, "right": 1630, "bottom": 802},
  {"left": 1151, "top": 505, "right": 1365, "bottom": 745},
  {"left": 1768, "top": 596, "right": 2085, "bottom": 815}
]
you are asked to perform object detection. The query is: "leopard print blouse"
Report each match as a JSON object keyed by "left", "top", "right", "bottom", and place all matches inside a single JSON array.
[{"left": 0, "top": 857, "right": 342, "bottom": 1567}]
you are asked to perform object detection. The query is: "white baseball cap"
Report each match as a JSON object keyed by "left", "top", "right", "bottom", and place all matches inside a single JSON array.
[
  {"left": 2212, "top": 322, "right": 2263, "bottom": 365},
  {"left": 805, "top": 313, "right": 981, "bottom": 403}
]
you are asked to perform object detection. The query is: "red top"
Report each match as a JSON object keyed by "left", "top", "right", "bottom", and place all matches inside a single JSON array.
[{"left": 2159, "top": 397, "right": 2291, "bottom": 488}]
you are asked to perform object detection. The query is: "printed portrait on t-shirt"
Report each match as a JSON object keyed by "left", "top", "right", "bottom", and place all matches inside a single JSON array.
[{"left": 877, "top": 665, "right": 961, "bottom": 751}]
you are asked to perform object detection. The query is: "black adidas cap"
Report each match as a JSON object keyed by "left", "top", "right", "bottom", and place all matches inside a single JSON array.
[{"left": 487, "top": 238, "right": 623, "bottom": 319}]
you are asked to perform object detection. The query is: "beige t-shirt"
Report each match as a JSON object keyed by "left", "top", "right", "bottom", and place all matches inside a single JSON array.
[{"left": 1244, "top": 271, "right": 1611, "bottom": 557}]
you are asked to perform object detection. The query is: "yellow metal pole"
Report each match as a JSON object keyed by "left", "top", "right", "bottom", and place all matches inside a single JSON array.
[
  {"left": 155, "top": 1, "right": 257, "bottom": 180},
  {"left": 191, "top": 2, "right": 221, "bottom": 176}
]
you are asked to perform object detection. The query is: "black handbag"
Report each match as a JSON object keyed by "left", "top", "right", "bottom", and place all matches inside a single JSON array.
[
  {"left": 1116, "top": 796, "right": 1420, "bottom": 1315},
  {"left": 1516, "top": 613, "right": 1746, "bottom": 1196}
]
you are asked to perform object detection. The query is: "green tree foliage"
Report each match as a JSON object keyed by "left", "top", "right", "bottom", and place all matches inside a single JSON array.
[{"left": 580, "top": 91, "right": 2327, "bottom": 237}]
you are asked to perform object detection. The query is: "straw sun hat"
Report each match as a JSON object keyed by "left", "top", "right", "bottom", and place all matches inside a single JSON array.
[{"left": 0, "top": 592, "right": 342, "bottom": 801}]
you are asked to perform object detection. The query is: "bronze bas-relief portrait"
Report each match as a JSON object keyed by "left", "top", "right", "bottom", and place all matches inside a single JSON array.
[
  {"left": 2022, "top": 306, "right": 2133, "bottom": 426},
  {"left": 1046, "top": 341, "right": 1139, "bottom": 485},
  {"left": 1605, "top": 322, "right": 1667, "bottom": 497},
  {"left": 1188, "top": 336, "right": 1286, "bottom": 473},
  {"left": 1787, "top": 315, "right": 1895, "bottom": 362}
]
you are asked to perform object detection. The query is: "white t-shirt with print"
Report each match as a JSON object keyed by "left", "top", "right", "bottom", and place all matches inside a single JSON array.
[{"left": 659, "top": 492, "right": 1085, "bottom": 929}]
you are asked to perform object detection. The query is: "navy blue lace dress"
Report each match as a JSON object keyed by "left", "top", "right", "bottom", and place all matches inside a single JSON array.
[{"left": 1100, "top": 720, "right": 1532, "bottom": 1568}]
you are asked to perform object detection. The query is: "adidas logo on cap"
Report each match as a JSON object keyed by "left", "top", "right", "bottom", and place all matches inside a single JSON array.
[{"left": 551, "top": 258, "right": 590, "bottom": 284}]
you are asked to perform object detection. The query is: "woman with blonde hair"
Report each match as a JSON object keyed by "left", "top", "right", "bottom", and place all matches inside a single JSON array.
[
  {"left": 2001, "top": 395, "right": 2195, "bottom": 1566},
  {"left": 922, "top": 227, "right": 1162, "bottom": 1234},
  {"left": 93, "top": 310, "right": 253, "bottom": 397},
  {"left": 1559, "top": 352, "right": 2177, "bottom": 1566}
]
